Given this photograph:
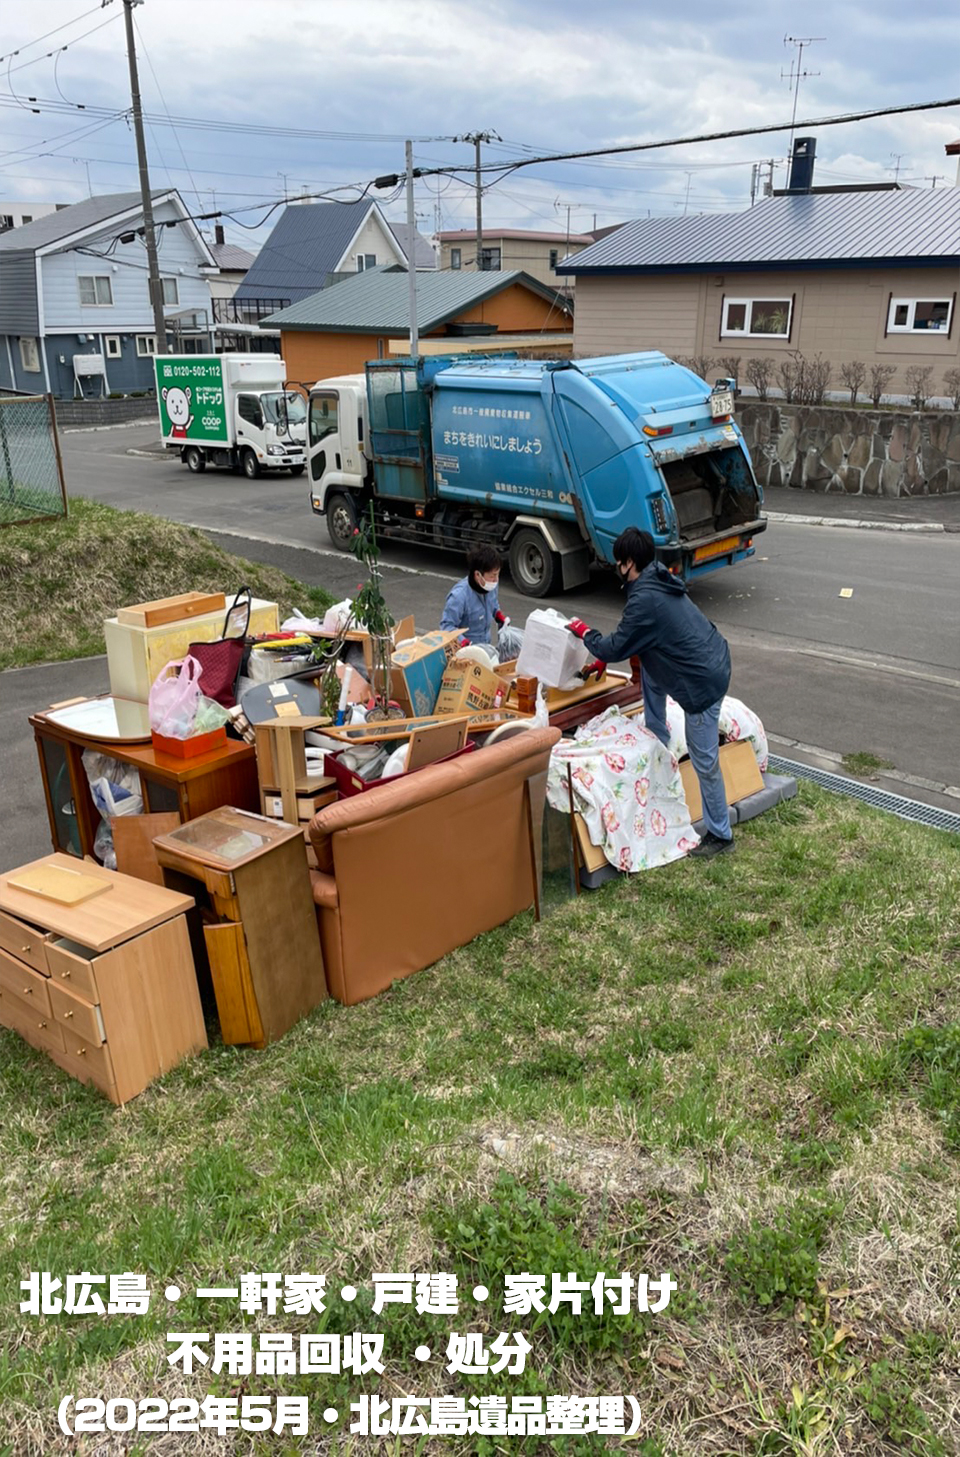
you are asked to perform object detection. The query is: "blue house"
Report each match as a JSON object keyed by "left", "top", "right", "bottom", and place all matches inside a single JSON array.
[{"left": 0, "top": 189, "right": 218, "bottom": 398}]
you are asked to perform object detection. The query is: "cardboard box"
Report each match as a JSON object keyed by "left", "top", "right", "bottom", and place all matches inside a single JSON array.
[
  {"left": 515, "top": 608, "right": 590, "bottom": 689},
  {"left": 679, "top": 739, "right": 764, "bottom": 823},
  {"left": 435, "top": 656, "right": 501, "bottom": 716},
  {"left": 358, "top": 615, "right": 415, "bottom": 672},
  {"left": 105, "top": 596, "right": 279, "bottom": 703},
  {"left": 387, "top": 631, "right": 461, "bottom": 717}
]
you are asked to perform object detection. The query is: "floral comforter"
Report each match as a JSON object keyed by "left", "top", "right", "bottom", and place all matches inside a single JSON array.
[{"left": 546, "top": 697, "right": 767, "bottom": 874}]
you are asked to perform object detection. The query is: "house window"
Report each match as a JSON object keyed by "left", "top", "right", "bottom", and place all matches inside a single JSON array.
[
  {"left": 451, "top": 247, "right": 462, "bottom": 270},
  {"left": 79, "top": 274, "right": 113, "bottom": 306},
  {"left": 105, "top": 335, "right": 122, "bottom": 359},
  {"left": 19, "top": 337, "right": 40, "bottom": 373},
  {"left": 136, "top": 335, "right": 156, "bottom": 357},
  {"left": 0, "top": 215, "right": 13, "bottom": 231},
  {"left": 549, "top": 249, "right": 559, "bottom": 270},
  {"left": 887, "top": 297, "right": 952, "bottom": 333},
  {"left": 721, "top": 297, "right": 792, "bottom": 338},
  {"left": 480, "top": 246, "right": 501, "bottom": 271},
  {"left": 161, "top": 277, "right": 179, "bottom": 306},
  {"left": 356, "top": 254, "right": 377, "bottom": 271},
  {"left": 21, "top": 215, "right": 32, "bottom": 224}
]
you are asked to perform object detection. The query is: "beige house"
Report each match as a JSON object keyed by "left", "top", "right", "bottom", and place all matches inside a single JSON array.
[
  {"left": 437, "top": 228, "right": 594, "bottom": 292},
  {"left": 559, "top": 190, "right": 960, "bottom": 396}
]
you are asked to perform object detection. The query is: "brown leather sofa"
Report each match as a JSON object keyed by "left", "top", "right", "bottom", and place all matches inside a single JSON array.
[{"left": 307, "top": 726, "right": 561, "bottom": 1005}]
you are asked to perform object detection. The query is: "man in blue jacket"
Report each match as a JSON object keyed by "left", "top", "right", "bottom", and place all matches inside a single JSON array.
[{"left": 567, "top": 527, "right": 734, "bottom": 858}]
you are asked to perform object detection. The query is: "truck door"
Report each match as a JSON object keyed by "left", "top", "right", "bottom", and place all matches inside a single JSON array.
[
  {"left": 237, "top": 393, "right": 265, "bottom": 455},
  {"left": 308, "top": 391, "right": 339, "bottom": 484}
]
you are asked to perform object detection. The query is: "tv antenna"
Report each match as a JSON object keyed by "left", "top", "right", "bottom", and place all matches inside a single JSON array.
[
  {"left": 888, "top": 152, "right": 907, "bottom": 183},
  {"left": 782, "top": 34, "right": 824, "bottom": 163}
]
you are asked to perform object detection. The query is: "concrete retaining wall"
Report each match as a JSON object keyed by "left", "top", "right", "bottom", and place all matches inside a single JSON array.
[
  {"left": 739, "top": 402, "right": 960, "bottom": 496},
  {"left": 54, "top": 397, "right": 157, "bottom": 429}
]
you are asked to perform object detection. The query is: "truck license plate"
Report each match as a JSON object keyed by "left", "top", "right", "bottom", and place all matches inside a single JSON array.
[
  {"left": 710, "top": 389, "right": 734, "bottom": 417},
  {"left": 694, "top": 535, "right": 741, "bottom": 563}
]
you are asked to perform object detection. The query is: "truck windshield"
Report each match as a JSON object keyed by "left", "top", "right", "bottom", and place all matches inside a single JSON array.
[{"left": 262, "top": 392, "right": 306, "bottom": 429}]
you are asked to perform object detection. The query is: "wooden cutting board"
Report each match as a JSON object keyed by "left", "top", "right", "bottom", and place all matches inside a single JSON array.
[{"left": 8, "top": 864, "right": 114, "bottom": 906}]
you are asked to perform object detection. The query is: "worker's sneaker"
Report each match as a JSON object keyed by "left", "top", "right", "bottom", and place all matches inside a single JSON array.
[{"left": 688, "top": 832, "right": 735, "bottom": 859}]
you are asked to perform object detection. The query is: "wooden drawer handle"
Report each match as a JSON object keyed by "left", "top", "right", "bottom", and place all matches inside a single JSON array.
[
  {"left": 60, "top": 970, "right": 71, "bottom": 978},
  {"left": 63, "top": 1010, "right": 73, "bottom": 1019},
  {"left": 22, "top": 945, "right": 31, "bottom": 953},
  {"left": 77, "top": 1047, "right": 86, "bottom": 1056},
  {"left": 22, "top": 987, "right": 33, "bottom": 996}
]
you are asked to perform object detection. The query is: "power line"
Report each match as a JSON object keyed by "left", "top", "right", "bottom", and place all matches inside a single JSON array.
[
  {"left": 0, "top": 4, "right": 111, "bottom": 63},
  {"left": 411, "top": 95, "right": 960, "bottom": 181}
]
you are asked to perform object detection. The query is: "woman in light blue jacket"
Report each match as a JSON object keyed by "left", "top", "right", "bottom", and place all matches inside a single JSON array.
[{"left": 440, "top": 545, "right": 524, "bottom": 663}]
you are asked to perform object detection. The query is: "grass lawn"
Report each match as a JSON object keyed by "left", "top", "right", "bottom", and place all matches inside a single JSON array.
[
  {"left": 1, "top": 786, "right": 958, "bottom": 1454},
  {"left": 0, "top": 498, "right": 334, "bottom": 672}
]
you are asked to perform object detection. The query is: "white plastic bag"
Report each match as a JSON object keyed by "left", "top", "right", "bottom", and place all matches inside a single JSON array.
[
  {"left": 82, "top": 751, "right": 144, "bottom": 871},
  {"left": 532, "top": 684, "right": 550, "bottom": 729},
  {"left": 321, "top": 598, "right": 355, "bottom": 636}
]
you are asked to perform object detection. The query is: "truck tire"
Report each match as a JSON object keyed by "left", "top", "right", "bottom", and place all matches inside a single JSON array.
[
  {"left": 242, "top": 448, "right": 261, "bottom": 480},
  {"left": 184, "top": 446, "right": 205, "bottom": 473},
  {"left": 326, "top": 491, "right": 358, "bottom": 551},
  {"left": 289, "top": 464, "right": 305, "bottom": 477},
  {"left": 509, "top": 527, "right": 560, "bottom": 598}
]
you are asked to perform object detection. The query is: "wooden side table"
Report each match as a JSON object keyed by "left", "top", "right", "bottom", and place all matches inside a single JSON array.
[
  {"left": 0, "top": 854, "right": 206, "bottom": 1103},
  {"left": 30, "top": 704, "right": 259, "bottom": 860},
  {"left": 153, "top": 807, "right": 327, "bottom": 1048}
]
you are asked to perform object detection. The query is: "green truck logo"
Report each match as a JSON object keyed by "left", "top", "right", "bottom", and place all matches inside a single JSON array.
[{"left": 155, "top": 356, "right": 229, "bottom": 445}]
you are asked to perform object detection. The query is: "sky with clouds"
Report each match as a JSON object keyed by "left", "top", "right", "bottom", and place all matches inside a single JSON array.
[{"left": 1, "top": 0, "right": 958, "bottom": 253}]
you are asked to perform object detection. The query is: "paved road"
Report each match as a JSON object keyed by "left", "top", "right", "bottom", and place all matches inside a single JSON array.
[{"left": 54, "top": 423, "right": 960, "bottom": 789}]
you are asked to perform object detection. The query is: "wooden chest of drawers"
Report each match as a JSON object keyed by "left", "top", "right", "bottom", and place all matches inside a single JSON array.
[{"left": 0, "top": 856, "right": 207, "bottom": 1104}]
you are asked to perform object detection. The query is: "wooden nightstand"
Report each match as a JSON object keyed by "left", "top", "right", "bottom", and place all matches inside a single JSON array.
[{"left": 153, "top": 807, "right": 327, "bottom": 1049}]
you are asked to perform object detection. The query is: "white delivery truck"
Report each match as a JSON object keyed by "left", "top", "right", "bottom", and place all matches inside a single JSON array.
[{"left": 154, "top": 354, "right": 307, "bottom": 478}]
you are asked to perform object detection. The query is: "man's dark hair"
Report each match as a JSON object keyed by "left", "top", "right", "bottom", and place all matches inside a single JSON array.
[
  {"left": 613, "top": 527, "right": 655, "bottom": 573},
  {"left": 466, "top": 544, "right": 501, "bottom": 582}
]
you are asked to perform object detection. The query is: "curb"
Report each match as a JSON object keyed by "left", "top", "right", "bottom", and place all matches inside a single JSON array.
[
  {"left": 763, "top": 510, "right": 947, "bottom": 533},
  {"left": 767, "top": 734, "right": 960, "bottom": 804},
  {"left": 61, "top": 419, "right": 155, "bottom": 434}
]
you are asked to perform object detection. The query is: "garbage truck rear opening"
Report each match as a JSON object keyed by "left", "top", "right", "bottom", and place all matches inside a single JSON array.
[{"left": 305, "top": 351, "right": 766, "bottom": 596}]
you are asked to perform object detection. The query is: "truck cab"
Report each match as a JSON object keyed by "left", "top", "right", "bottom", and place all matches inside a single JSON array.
[{"left": 230, "top": 388, "right": 307, "bottom": 478}]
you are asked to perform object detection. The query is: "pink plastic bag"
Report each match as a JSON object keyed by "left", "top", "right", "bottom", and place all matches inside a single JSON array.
[{"left": 149, "top": 655, "right": 203, "bottom": 738}]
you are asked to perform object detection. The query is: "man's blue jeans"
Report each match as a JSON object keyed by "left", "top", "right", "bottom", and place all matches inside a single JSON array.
[{"left": 641, "top": 668, "right": 732, "bottom": 841}]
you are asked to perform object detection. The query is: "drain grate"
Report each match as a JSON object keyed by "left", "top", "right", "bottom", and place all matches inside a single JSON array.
[{"left": 767, "top": 755, "right": 960, "bottom": 835}]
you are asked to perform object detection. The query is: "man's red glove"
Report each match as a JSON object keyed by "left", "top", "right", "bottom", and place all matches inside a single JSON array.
[
  {"left": 494, "top": 610, "right": 509, "bottom": 628},
  {"left": 458, "top": 636, "right": 470, "bottom": 648},
  {"left": 566, "top": 618, "right": 590, "bottom": 639},
  {"left": 578, "top": 658, "right": 606, "bottom": 683}
]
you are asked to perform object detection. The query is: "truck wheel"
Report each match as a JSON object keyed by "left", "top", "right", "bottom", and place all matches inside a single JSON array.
[
  {"left": 289, "top": 464, "right": 305, "bottom": 477},
  {"left": 326, "top": 492, "right": 358, "bottom": 551},
  {"left": 242, "top": 448, "right": 261, "bottom": 480},
  {"left": 509, "top": 528, "right": 560, "bottom": 598},
  {"left": 184, "top": 446, "right": 205, "bottom": 473}
]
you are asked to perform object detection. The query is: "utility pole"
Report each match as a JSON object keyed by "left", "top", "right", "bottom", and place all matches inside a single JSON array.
[
  {"left": 455, "top": 131, "right": 500, "bottom": 269},
  {"left": 924, "top": 174, "right": 946, "bottom": 189},
  {"left": 122, "top": 0, "right": 167, "bottom": 353},
  {"left": 405, "top": 141, "right": 419, "bottom": 358}
]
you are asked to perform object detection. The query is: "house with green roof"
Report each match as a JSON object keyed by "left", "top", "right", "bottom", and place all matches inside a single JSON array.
[{"left": 262, "top": 265, "right": 573, "bottom": 384}]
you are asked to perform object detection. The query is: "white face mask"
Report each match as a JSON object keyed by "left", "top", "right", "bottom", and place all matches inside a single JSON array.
[{"left": 478, "top": 577, "right": 498, "bottom": 592}]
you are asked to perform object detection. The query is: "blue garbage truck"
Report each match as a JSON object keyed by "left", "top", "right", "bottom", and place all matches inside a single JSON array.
[{"left": 306, "top": 350, "right": 765, "bottom": 597}]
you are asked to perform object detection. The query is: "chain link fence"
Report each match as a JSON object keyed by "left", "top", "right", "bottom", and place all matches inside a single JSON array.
[{"left": 0, "top": 392, "right": 67, "bottom": 527}]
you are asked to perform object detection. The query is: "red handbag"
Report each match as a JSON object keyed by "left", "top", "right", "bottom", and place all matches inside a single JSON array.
[{"left": 187, "top": 587, "right": 252, "bottom": 708}]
